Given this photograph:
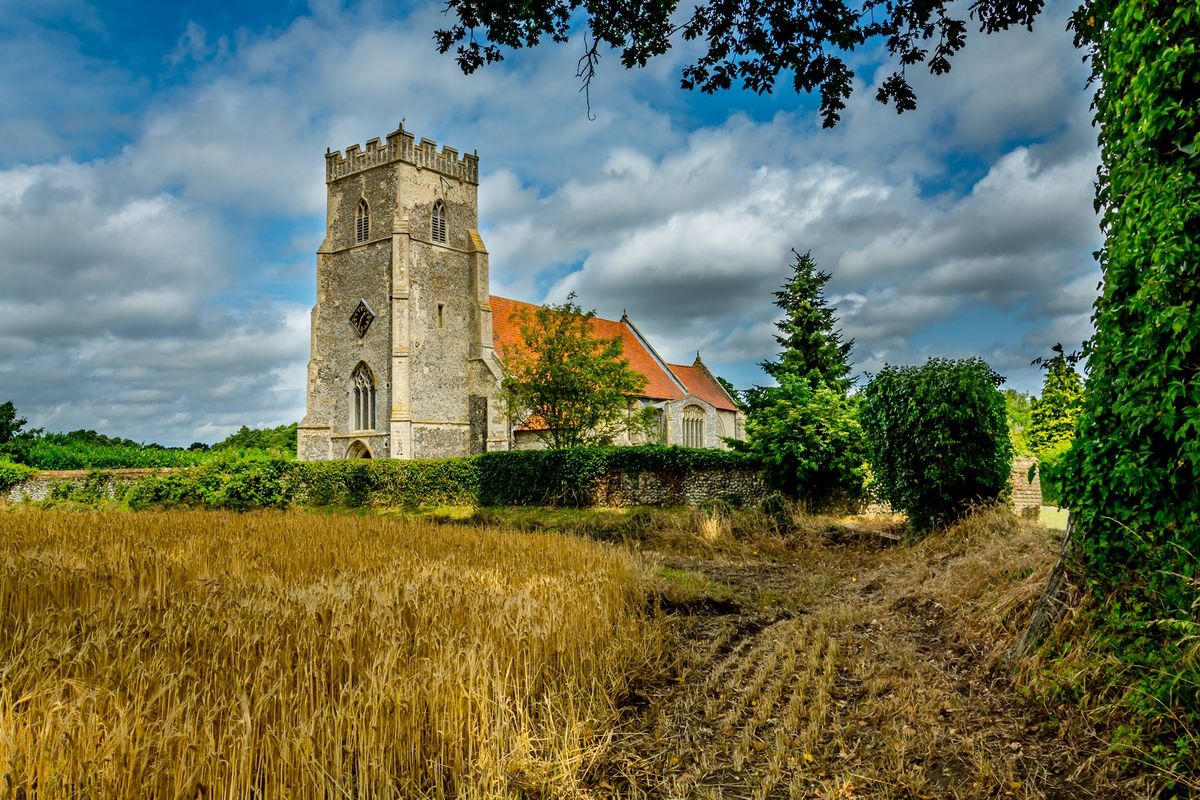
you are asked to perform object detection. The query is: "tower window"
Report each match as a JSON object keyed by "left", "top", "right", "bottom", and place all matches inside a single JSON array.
[
  {"left": 437, "top": 303, "right": 445, "bottom": 328},
  {"left": 351, "top": 362, "right": 376, "bottom": 431},
  {"left": 355, "top": 198, "right": 370, "bottom": 243},
  {"left": 431, "top": 201, "right": 447, "bottom": 244}
]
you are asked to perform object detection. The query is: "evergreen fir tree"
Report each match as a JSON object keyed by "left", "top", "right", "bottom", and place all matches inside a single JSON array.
[
  {"left": 1028, "top": 344, "right": 1084, "bottom": 455},
  {"left": 761, "top": 250, "right": 854, "bottom": 392},
  {"left": 737, "top": 250, "right": 864, "bottom": 507}
]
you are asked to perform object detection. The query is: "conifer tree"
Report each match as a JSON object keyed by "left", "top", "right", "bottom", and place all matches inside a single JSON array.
[
  {"left": 760, "top": 250, "right": 854, "bottom": 393},
  {"left": 739, "top": 250, "right": 864, "bottom": 507},
  {"left": 1027, "top": 345, "right": 1084, "bottom": 455}
]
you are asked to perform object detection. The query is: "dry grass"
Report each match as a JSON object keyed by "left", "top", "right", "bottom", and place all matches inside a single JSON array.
[
  {"left": 0, "top": 509, "right": 664, "bottom": 799},
  {"left": 604, "top": 505, "right": 1160, "bottom": 798}
]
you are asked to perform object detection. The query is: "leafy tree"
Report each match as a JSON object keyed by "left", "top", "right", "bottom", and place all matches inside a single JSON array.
[
  {"left": 499, "top": 294, "right": 655, "bottom": 449},
  {"left": 435, "top": 0, "right": 1045, "bottom": 127},
  {"left": 739, "top": 379, "right": 867, "bottom": 509},
  {"left": 1003, "top": 389, "right": 1033, "bottom": 456},
  {"left": 212, "top": 423, "right": 299, "bottom": 456},
  {"left": 738, "top": 250, "right": 864, "bottom": 506},
  {"left": 761, "top": 250, "right": 854, "bottom": 393},
  {"left": 0, "top": 401, "right": 27, "bottom": 445},
  {"left": 1027, "top": 344, "right": 1084, "bottom": 456},
  {"left": 859, "top": 358, "right": 1013, "bottom": 533}
]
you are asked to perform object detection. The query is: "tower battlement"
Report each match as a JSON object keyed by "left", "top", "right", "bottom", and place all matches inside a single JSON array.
[{"left": 325, "top": 124, "right": 479, "bottom": 185}]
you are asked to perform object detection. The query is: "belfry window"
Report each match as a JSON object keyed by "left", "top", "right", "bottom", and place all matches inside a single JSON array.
[
  {"left": 351, "top": 363, "right": 376, "bottom": 431},
  {"left": 431, "top": 201, "right": 447, "bottom": 244},
  {"left": 355, "top": 199, "right": 370, "bottom": 243},
  {"left": 682, "top": 405, "right": 705, "bottom": 448}
]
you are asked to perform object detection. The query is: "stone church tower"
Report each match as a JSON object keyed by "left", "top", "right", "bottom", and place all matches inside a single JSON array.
[{"left": 297, "top": 125, "right": 508, "bottom": 460}]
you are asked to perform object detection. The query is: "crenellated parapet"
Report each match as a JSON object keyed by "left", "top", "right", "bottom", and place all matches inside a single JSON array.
[{"left": 325, "top": 124, "right": 479, "bottom": 184}]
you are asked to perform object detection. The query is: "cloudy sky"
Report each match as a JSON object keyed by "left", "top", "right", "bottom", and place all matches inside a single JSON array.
[{"left": 0, "top": 0, "right": 1101, "bottom": 445}]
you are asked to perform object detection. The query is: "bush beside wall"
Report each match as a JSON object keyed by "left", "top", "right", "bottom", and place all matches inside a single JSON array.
[{"left": 860, "top": 358, "right": 1014, "bottom": 534}]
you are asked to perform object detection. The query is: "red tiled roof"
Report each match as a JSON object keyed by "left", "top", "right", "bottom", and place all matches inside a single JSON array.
[
  {"left": 669, "top": 363, "right": 739, "bottom": 412},
  {"left": 489, "top": 296, "right": 685, "bottom": 401}
]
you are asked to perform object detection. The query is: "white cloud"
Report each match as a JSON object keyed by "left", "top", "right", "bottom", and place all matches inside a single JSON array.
[{"left": 0, "top": 0, "right": 1104, "bottom": 443}]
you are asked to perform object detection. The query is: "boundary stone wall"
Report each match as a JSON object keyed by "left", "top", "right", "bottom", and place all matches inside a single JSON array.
[
  {"left": 593, "top": 467, "right": 766, "bottom": 508},
  {"left": 3, "top": 464, "right": 766, "bottom": 510},
  {"left": 3, "top": 469, "right": 172, "bottom": 504}
]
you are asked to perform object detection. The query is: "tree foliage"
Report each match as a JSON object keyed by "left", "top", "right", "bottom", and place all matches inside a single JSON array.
[
  {"left": 0, "top": 401, "right": 27, "bottom": 445},
  {"left": 740, "top": 379, "right": 867, "bottom": 509},
  {"left": 499, "top": 294, "right": 654, "bottom": 449},
  {"left": 859, "top": 358, "right": 1013, "bottom": 534},
  {"left": 212, "top": 423, "right": 299, "bottom": 456},
  {"left": 1027, "top": 344, "right": 1084, "bottom": 455},
  {"left": 1002, "top": 389, "right": 1033, "bottom": 456},
  {"left": 435, "top": 0, "right": 1046, "bottom": 126},
  {"left": 739, "top": 251, "right": 865, "bottom": 507},
  {"left": 761, "top": 250, "right": 854, "bottom": 393},
  {"left": 1054, "top": 0, "right": 1200, "bottom": 771}
]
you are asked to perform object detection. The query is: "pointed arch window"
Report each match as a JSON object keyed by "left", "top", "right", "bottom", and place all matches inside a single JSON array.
[
  {"left": 355, "top": 198, "right": 370, "bottom": 243},
  {"left": 431, "top": 201, "right": 447, "bottom": 244},
  {"left": 351, "top": 363, "right": 376, "bottom": 431}
]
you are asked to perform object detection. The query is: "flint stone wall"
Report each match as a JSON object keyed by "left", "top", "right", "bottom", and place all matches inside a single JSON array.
[
  {"left": 3, "top": 469, "right": 170, "bottom": 504},
  {"left": 4, "top": 465, "right": 766, "bottom": 509},
  {"left": 593, "top": 467, "right": 766, "bottom": 508}
]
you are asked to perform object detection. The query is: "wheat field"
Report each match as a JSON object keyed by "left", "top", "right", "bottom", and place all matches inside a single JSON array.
[{"left": 0, "top": 509, "right": 663, "bottom": 799}]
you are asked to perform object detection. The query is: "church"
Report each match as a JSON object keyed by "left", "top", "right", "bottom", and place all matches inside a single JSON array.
[{"left": 297, "top": 124, "right": 745, "bottom": 461}]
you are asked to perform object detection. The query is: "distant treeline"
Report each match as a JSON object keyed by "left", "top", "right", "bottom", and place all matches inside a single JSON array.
[{"left": 0, "top": 405, "right": 298, "bottom": 470}]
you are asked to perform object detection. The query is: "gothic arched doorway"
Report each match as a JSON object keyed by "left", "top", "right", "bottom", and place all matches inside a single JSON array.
[{"left": 346, "top": 440, "right": 372, "bottom": 459}]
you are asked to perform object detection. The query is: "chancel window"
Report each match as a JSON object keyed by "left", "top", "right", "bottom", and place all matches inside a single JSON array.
[
  {"left": 682, "top": 405, "right": 705, "bottom": 448},
  {"left": 431, "top": 201, "right": 447, "bottom": 244},
  {"left": 355, "top": 199, "right": 370, "bottom": 243},
  {"left": 351, "top": 363, "right": 376, "bottom": 431}
]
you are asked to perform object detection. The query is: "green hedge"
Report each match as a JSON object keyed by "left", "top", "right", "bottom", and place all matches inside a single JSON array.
[
  {"left": 0, "top": 459, "right": 36, "bottom": 493},
  {"left": 85, "top": 446, "right": 759, "bottom": 511},
  {"left": 478, "top": 445, "right": 755, "bottom": 506},
  {"left": 859, "top": 358, "right": 1014, "bottom": 534}
]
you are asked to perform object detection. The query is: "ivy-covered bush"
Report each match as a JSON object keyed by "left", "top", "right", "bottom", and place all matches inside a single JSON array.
[
  {"left": 859, "top": 358, "right": 1013, "bottom": 533},
  {"left": 294, "top": 458, "right": 480, "bottom": 507},
  {"left": 1056, "top": 0, "right": 1200, "bottom": 778},
  {"left": 0, "top": 459, "right": 36, "bottom": 493},
  {"left": 126, "top": 458, "right": 297, "bottom": 511},
  {"left": 112, "top": 445, "right": 758, "bottom": 511}
]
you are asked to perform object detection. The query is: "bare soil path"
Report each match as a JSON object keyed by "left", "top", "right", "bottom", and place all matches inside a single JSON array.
[{"left": 595, "top": 517, "right": 1145, "bottom": 799}]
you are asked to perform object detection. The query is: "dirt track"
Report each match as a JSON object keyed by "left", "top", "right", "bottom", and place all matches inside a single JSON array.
[{"left": 596, "top": 519, "right": 1148, "bottom": 799}]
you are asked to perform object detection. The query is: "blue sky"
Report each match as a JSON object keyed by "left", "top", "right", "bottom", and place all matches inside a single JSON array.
[{"left": 0, "top": 0, "right": 1101, "bottom": 445}]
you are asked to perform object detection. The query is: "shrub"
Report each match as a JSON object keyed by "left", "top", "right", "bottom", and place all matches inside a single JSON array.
[
  {"left": 0, "top": 459, "right": 35, "bottom": 493},
  {"left": 477, "top": 445, "right": 756, "bottom": 507},
  {"left": 735, "top": 380, "right": 866, "bottom": 510},
  {"left": 859, "top": 357, "right": 1014, "bottom": 533}
]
